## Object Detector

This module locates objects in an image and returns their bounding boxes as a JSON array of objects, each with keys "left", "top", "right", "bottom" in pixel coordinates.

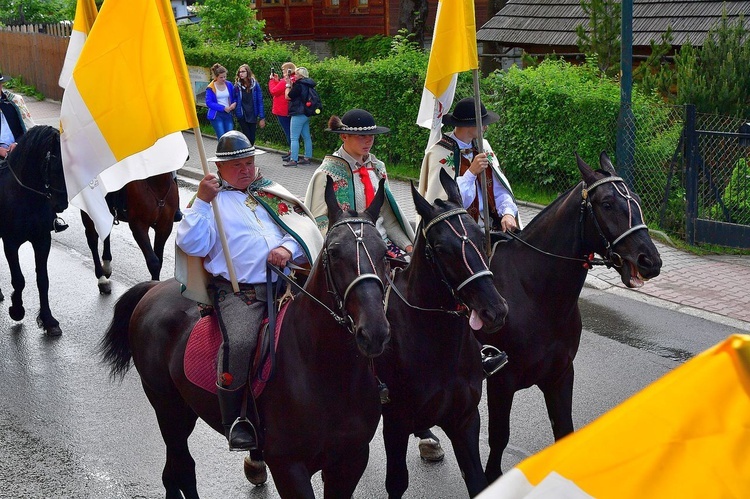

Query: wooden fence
[{"left": 0, "top": 26, "right": 69, "bottom": 101}]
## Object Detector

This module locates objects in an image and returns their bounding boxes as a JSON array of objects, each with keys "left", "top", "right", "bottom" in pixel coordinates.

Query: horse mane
[{"left": 8, "top": 125, "right": 61, "bottom": 175}]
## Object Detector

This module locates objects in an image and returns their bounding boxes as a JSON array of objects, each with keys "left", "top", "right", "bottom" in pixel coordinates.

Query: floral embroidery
[
  {"left": 440, "top": 153, "right": 457, "bottom": 169},
  {"left": 255, "top": 190, "right": 293, "bottom": 217}
]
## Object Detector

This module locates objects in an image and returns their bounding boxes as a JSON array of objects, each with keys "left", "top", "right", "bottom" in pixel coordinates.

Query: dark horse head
[
  {"left": 7, "top": 125, "right": 68, "bottom": 215},
  {"left": 411, "top": 168, "right": 508, "bottom": 334},
  {"left": 321, "top": 175, "right": 391, "bottom": 357},
  {"left": 577, "top": 152, "right": 662, "bottom": 287}
]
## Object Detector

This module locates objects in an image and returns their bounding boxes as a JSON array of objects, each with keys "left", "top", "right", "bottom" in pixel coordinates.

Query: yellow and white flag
[
  {"left": 480, "top": 334, "right": 750, "bottom": 498},
  {"left": 416, "top": 0, "right": 478, "bottom": 150},
  {"left": 58, "top": 0, "right": 98, "bottom": 89},
  {"left": 60, "top": 0, "right": 198, "bottom": 239}
]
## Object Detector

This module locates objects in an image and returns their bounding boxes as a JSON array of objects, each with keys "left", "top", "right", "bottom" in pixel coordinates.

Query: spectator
[
  {"left": 283, "top": 67, "right": 315, "bottom": 167},
  {"left": 234, "top": 64, "right": 265, "bottom": 145},
  {"left": 268, "top": 62, "right": 295, "bottom": 161},
  {"left": 205, "top": 63, "right": 236, "bottom": 138}
]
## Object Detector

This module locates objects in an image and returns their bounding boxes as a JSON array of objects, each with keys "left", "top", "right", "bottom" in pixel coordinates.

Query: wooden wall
[{"left": 0, "top": 30, "right": 68, "bottom": 101}]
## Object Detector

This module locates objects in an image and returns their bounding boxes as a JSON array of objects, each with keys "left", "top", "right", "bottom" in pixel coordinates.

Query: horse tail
[{"left": 98, "top": 281, "right": 159, "bottom": 380}]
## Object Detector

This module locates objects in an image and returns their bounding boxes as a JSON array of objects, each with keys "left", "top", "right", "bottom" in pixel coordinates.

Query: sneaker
[
  {"left": 281, "top": 153, "right": 291, "bottom": 161},
  {"left": 297, "top": 157, "right": 311, "bottom": 165},
  {"left": 282, "top": 160, "right": 298, "bottom": 167}
]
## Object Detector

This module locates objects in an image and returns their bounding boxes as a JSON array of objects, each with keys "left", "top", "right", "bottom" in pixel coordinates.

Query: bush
[{"left": 716, "top": 157, "right": 750, "bottom": 224}]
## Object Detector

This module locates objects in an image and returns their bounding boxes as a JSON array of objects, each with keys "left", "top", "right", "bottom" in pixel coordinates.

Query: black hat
[
  {"left": 326, "top": 109, "right": 390, "bottom": 135},
  {"left": 441, "top": 98, "right": 500, "bottom": 127},
  {"left": 208, "top": 131, "right": 265, "bottom": 162},
  {"left": 0, "top": 72, "right": 4, "bottom": 82}
]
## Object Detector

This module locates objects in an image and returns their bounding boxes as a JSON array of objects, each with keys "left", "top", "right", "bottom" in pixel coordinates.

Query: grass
[{"left": 3, "top": 76, "right": 44, "bottom": 100}]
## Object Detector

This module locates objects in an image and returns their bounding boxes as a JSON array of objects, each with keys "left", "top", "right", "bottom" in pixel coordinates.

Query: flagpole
[
  {"left": 193, "top": 128, "right": 240, "bottom": 293},
  {"left": 472, "top": 70, "right": 492, "bottom": 256}
]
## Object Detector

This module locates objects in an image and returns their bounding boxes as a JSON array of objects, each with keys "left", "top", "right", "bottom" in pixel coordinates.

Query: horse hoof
[
  {"left": 45, "top": 325, "right": 63, "bottom": 337},
  {"left": 9, "top": 305, "right": 25, "bottom": 321},
  {"left": 418, "top": 438, "right": 445, "bottom": 462},
  {"left": 243, "top": 457, "right": 267, "bottom": 486},
  {"left": 98, "top": 277, "right": 112, "bottom": 295},
  {"left": 102, "top": 260, "right": 112, "bottom": 279}
]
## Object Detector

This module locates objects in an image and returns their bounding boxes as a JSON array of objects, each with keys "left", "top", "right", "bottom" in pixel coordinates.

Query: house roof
[{"left": 476, "top": 0, "right": 750, "bottom": 49}]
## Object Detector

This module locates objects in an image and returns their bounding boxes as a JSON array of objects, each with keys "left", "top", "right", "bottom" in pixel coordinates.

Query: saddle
[{"left": 183, "top": 301, "right": 289, "bottom": 398}]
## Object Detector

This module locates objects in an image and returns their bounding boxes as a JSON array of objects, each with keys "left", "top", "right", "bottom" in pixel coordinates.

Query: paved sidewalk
[{"left": 27, "top": 97, "right": 750, "bottom": 331}]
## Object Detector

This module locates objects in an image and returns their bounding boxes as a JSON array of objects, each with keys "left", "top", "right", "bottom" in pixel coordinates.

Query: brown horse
[
  {"left": 377, "top": 169, "right": 508, "bottom": 497},
  {"left": 475, "top": 152, "right": 663, "bottom": 481},
  {"left": 82, "top": 172, "right": 179, "bottom": 294},
  {"left": 99, "top": 178, "right": 391, "bottom": 498}
]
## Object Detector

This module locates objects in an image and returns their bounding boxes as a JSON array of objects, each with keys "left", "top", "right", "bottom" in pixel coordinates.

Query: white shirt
[
  {"left": 215, "top": 85, "right": 230, "bottom": 108},
  {"left": 176, "top": 192, "right": 304, "bottom": 284},
  {"left": 0, "top": 110, "right": 15, "bottom": 147}
]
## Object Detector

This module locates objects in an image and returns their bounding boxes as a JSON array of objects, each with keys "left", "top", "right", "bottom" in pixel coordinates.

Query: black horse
[
  {"left": 0, "top": 125, "right": 67, "bottom": 336},
  {"left": 99, "top": 178, "right": 391, "bottom": 498},
  {"left": 476, "top": 152, "right": 663, "bottom": 481},
  {"left": 377, "top": 169, "right": 508, "bottom": 497}
]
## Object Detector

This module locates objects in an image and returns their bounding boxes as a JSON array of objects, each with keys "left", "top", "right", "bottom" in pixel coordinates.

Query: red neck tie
[{"left": 355, "top": 163, "right": 375, "bottom": 207}]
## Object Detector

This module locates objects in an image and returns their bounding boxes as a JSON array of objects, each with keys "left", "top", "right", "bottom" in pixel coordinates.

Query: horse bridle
[
  {"left": 506, "top": 175, "right": 648, "bottom": 268},
  {"left": 4, "top": 150, "right": 64, "bottom": 201},
  {"left": 386, "top": 207, "right": 493, "bottom": 316},
  {"left": 268, "top": 217, "right": 385, "bottom": 335}
]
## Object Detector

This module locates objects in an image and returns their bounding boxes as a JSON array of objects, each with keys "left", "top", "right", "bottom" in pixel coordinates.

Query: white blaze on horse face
[{"left": 469, "top": 309, "right": 484, "bottom": 331}]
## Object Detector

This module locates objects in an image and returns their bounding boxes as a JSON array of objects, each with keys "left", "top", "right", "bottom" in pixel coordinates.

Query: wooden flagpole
[{"left": 472, "top": 70, "right": 492, "bottom": 256}]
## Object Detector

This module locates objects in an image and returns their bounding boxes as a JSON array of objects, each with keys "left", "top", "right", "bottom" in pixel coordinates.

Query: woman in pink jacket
[{"left": 268, "top": 62, "right": 295, "bottom": 161}]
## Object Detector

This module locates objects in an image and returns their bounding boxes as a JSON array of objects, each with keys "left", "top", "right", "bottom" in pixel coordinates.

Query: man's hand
[
  {"left": 268, "top": 247, "right": 292, "bottom": 267},
  {"left": 500, "top": 214, "right": 517, "bottom": 233},
  {"left": 196, "top": 174, "right": 221, "bottom": 203},
  {"left": 0, "top": 142, "right": 16, "bottom": 159},
  {"left": 469, "top": 152, "right": 489, "bottom": 176}
]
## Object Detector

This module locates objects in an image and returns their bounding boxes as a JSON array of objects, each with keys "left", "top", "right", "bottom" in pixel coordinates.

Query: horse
[
  {"left": 376, "top": 169, "right": 508, "bottom": 498},
  {"left": 0, "top": 125, "right": 67, "bottom": 336},
  {"left": 475, "top": 152, "right": 663, "bottom": 482},
  {"left": 82, "top": 172, "right": 179, "bottom": 294},
  {"left": 99, "top": 177, "right": 392, "bottom": 498}
]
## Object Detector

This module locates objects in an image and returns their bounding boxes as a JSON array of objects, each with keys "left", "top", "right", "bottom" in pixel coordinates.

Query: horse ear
[
  {"left": 439, "top": 168, "right": 462, "bottom": 206},
  {"left": 364, "top": 178, "right": 386, "bottom": 222},
  {"left": 324, "top": 175, "right": 343, "bottom": 226},
  {"left": 411, "top": 180, "right": 434, "bottom": 221},
  {"left": 599, "top": 151, "right": 618, "bottom": 175},
  {"left": 576, "top": 152, "right": 598, "bottom": 185}
]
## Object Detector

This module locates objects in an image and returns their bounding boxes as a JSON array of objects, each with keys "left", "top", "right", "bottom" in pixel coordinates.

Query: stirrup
[
  {"left": 481, "top": 345, "right": 508, "bottom": 378},
  {"left": 228, "top": 417, "right": 259, "bottom": 451}
]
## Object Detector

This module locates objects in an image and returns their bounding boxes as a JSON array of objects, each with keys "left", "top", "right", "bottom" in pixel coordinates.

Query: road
[{"left": 0, "top": 180, "right": 746, "bottom": 498}]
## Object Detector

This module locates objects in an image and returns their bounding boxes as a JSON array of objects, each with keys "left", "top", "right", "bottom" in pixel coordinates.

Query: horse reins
[
  {"left": 386, "top": 207, "right": 493, "bottom": 316},
  {"left": 4, "top": 151, "right": 61, "bottom": 200},
  {"left": 505, "top": 176, "right": 648, "bottom": 268}
]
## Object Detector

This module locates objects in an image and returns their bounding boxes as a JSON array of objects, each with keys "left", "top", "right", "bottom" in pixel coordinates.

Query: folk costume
[
  {"left": 419, "top": 98, "right": 520, "bottom": 232},
  {"left": 175, "top": 131, "right": 323, "bottom": 451},
  {"left": 304, "top": 109, "right": 415, "bottom": 258},
  {"left": 0, "top": 73, "right": 34, "bottom": 160}
]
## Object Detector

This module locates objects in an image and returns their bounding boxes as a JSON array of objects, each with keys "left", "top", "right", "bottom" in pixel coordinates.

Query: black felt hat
[
  {"left": 326, "top": 109, "right": 390, "bottom": 135},
  {"left": 441, "top": 98, "right": 500, "bottom": 127},
  {"left": 208, "top": 131, "right": 265, "bottom": 162}
]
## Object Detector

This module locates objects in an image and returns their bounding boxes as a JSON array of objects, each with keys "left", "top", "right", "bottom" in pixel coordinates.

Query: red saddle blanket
[{"left": 184, "top": 302, "right": 289, "bottom": 398}]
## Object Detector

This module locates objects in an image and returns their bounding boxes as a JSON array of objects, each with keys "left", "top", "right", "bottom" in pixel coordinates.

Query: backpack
[{"left": 303, "top": 86, "right": 322, "bottom": 117}]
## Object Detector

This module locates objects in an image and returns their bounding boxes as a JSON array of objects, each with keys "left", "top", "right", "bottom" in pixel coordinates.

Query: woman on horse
[{"left": 175, "top": 131, "right": 323, "bottom": 451}]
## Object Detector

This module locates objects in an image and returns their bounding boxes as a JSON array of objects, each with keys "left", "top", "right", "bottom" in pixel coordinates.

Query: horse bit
[{"left": 386, "top": 207, "right": 493, "bottom": 317}]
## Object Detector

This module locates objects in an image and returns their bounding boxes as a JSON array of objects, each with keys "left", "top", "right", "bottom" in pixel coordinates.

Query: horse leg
[
  {"left": 382, "top": 418, "right": 411, "bottom": 499},
  {"left": 101, "top": 235, "right": 112, "bottom": 278},
  {"left": 443, "top": 413, "right": 488, "bottom": 497},
  {"left": 130, "top": 223, "right": 161, "bottom": 281},
  {"left": 81, "top": 212, "right": 112, "bottom": 294},
  {"left": 321, "top": 443, "right": 370, "bottom": 499},
  {"left": 3, "top": 242, "right": 26, "bottom": 321},
  {"left": 484, "top": 377, "right": 515, "bottom": 483},
  {"left": 539, "top": 362, "right": 576, "bottom": 441},
  {"left": 266, "top": 461, "right": 315, "bottom": 499},
  {"left": 142, "top": 382, "right": 200, "bottom": 499},
  {"left": 151, "top": 221, "right": 173, "bottom": 282},
  {"left": 32, "top": 235, "right": 62, "bottom": 336}
]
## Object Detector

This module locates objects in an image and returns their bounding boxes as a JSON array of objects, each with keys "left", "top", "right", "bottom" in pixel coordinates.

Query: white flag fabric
[{"left": 58, "top": 0, "right": 98, "bottom": 89}]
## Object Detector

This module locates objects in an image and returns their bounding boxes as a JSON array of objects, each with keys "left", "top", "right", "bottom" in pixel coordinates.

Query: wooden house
[{"left": 476, "top": 0, "right": 750, "bottom": 68}]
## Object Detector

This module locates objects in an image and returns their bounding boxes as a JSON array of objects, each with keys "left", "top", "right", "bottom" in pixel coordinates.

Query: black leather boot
[
  {"left": 481, "top": 345, "right": 508, "bottom": 378},
  {"left": 217, "top": 384, "right": 258, "bottom": 451}
]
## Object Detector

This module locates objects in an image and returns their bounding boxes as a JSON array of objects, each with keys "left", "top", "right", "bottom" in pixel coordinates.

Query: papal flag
[
  {"left": 58, "top": 0, "right": 98, "bottom": 88},
  {"left": 480, "top": 334, "right": 750, "bottom": 498},
  {"left": 60, "top": 0, "right": 198, "bottom": 239},
  {"left": 416, "top": 0, "right": 478, "bottom": 150}
]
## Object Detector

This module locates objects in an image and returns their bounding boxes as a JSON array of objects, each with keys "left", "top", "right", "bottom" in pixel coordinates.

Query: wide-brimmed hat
[
  {"left": 326, "top": 109, "right": 390, "bottom": 135},
  {"left": 441, "top": 98, "right": 500, "bottom": 127},
  {"left": 208, "top": 131, "right": 266, "bottom": 162}
]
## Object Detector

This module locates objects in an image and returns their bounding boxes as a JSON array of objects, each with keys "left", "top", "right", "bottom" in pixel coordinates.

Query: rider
[
  {"left": 304, "top": 109, "right": 414, "bottom": 260},
  {"left": 0, "top": 72, "right": 35, "bottom": 161},
  {"left": 419, "top": 97, "right": 517, "bottom": 377},
  {"left": 175, "top": 131, "right": 323, "bottom": 451}
]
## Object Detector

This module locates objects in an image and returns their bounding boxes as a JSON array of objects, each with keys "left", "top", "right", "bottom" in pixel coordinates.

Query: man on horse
[
  {"left": 175, "top": 130, "right": 323, "bottom": 451},
  {"left": 0, "top": 72, "right": 35, "bottom": 162},
  {"left": 419, "top": 97, "right": 518, "bottom": 377}
]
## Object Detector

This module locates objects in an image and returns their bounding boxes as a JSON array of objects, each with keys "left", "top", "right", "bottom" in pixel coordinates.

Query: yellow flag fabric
[
  {"left": 416, "top": 0, "right": 478, "bottom": 149},
  {"left": 481, "top": 334, "right": 750, "bottom": 498},
  {"left": 60, "top": 0, "right": 198, "bottom": 239},
  {"left": 58, "top": 0, "right": 98, "bottom": 88}
]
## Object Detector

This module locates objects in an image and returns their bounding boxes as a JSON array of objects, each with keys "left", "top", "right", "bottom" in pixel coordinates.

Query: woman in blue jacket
[
  {"left": 233, "top": 64, "right": 266, "bottom": 145},
  {"left": 205, "top": 63, "right": 236, "bottom": 138}
]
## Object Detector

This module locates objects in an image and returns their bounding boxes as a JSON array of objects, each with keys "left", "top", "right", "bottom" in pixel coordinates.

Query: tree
[
  {"left": 0, "top": 0, "right": 69, "bottom": 24},
  {"left": 195, "top": 0, "right": 265, "bottom": 46},
  {"left": 576, "top": 0, "right": 621, "bottom": 76}
]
